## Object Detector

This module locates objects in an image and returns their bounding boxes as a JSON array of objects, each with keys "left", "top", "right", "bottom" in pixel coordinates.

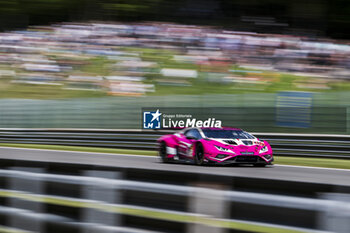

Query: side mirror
[{"left": 186, "top": 135, "right": 197, "bottom": 140}]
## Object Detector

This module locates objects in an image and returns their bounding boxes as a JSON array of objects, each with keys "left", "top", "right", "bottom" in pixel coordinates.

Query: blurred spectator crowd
[{"left": 1, "top": 21, "right": 350, "bottom": 96}]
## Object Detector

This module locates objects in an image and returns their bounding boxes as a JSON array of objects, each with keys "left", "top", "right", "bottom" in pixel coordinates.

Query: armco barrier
[
  {"left": 0, "top": 160, "right": 349, "bottom": 233},
  {"left": 0, "top": 129, "right": 350, "bottom": 159}
]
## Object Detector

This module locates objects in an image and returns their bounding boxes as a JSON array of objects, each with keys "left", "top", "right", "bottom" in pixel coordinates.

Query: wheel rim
[
  {"left": 196, "top": 146, "right": 203, "bottom": 162},
  {"left": 160, "top": 143, "right": 166, "bottom": 159}
]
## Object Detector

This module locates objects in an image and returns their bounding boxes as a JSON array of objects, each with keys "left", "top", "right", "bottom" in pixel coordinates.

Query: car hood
[{"left": 207, "top": 138, "right": 262, "bottom": 146}]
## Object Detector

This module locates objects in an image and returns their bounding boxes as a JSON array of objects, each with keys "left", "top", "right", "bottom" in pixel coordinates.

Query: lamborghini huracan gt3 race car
[{"left": 157, "top": 127, "right": 273, "bottom": 166}]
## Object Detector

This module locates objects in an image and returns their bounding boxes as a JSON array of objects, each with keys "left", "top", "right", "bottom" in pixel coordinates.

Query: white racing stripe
[{"left": 166, "top": 146, "right": 176, "bottom": 155}]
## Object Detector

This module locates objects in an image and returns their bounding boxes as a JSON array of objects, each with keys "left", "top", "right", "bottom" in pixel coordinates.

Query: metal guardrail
[
  {"left": 0, "top": 167, "right": 349, "bottom": 233},
  {"left": 0, "top": 129, "right": 350, "bottom": 159}
]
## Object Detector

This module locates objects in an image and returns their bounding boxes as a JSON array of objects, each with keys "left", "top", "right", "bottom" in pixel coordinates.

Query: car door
[
  {"left": 179, "top": 129, "right": 201, "bottom": 159},
  {"left": 177, "top": 129, "right": 191, "bottom": 157}
]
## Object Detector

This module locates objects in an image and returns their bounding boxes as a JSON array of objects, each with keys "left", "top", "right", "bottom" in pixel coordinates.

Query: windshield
[{"left": 202, "top": 129, "right": 255, "bottom": 139}]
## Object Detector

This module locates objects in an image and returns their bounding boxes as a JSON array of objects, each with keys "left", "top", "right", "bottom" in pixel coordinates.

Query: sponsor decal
[
  {"left": 163, "top": 117, "right": 221, "bottom": 128},
  {"left": 187, "top": 145, "right": 194, "bottom": 157},
  {"left": 241, "top": 151, "right": 254, "bottom": 155}
]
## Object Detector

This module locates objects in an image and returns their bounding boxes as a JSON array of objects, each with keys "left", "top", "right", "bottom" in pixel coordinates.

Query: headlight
[
  {"left": 259, "top": 146, "right": 268, "bottom": 154},
  {"left": 215, "top": 145, "right": 230, "bottom": 152}
]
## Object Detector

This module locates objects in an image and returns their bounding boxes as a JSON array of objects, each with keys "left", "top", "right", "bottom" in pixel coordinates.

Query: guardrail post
[
  {"left": 8, "top": 167, "right": 44, "bottom": 232},
  {"left": 188, "top": 183, "right": 228, "bottom": 233},
  {"left": 82, "top": 170, "right": 121, "bottom": 233},
  {"left": 318, "top": 193, "right": 350, "bottom": 233}
]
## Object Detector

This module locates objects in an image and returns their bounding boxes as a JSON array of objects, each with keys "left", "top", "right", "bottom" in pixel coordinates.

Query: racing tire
[
  {"left": 195, "top": 143, "right": 205, "bottom": 165},
  {"left": 159, "top": 142, "right": 169, "bottom": 163}
]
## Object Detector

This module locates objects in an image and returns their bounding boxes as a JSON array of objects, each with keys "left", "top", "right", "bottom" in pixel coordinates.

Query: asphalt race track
[{"left": 0, "top": 146, "right": 349, "bottom": 186}]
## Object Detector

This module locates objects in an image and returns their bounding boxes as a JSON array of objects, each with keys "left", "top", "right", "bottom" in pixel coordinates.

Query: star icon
[{"left": 151, "top": 109, "right": 162, "bottom": 122}]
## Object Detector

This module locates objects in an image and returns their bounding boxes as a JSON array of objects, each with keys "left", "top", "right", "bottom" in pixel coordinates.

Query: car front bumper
[{"left": 206, "top": 154, "right": 274, "bottom": 165}]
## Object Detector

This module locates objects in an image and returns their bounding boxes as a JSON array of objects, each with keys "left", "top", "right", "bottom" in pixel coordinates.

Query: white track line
[
  {"left": 274, "top": 164, "right": 350, "bottom": 172},
  {"left": 0, "top": 146, "right": 349, "bottom": 172}
]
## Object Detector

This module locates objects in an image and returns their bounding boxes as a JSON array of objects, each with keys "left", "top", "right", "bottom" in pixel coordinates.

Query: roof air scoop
[
  {"left": 242, "top": 140, "right": 253, "bottom": 145},
  {"left": 224, "top": 140, "right": 237, "bottom": 145}
]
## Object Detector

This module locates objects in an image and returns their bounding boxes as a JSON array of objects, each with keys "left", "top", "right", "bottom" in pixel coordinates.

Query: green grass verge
[
  {"left": 274, "top": 156, "right": 350, "bottom": 170},
  {"left": 0, "top": 226, "right": 30, "bottom": 233},
  {"left": 0, "top": 143, "right": 349, "bottom": 170},
  {"left": 0, "top": 226, "right": 32, "bottom": 233},
  {"left": 0, "top": 143, "right": 157, "bottom": 156}
]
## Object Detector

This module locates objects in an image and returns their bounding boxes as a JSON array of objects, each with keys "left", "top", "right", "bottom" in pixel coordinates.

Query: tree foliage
[{"left": 0, "top": 0, "right": 350, "bottom": 38}]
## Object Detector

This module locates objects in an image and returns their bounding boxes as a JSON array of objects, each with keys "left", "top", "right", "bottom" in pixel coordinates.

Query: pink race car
[{"left": 157, "top": 127, "right": 273, "bottom": 166}]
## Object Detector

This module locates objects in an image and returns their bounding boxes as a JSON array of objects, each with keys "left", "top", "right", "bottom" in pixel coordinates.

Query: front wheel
[
  {"left": 194, "top": 144, "right": 205, "bottom": 165},
  {"left": 159, "top": 142, "right": 169, "bottom": 163}
]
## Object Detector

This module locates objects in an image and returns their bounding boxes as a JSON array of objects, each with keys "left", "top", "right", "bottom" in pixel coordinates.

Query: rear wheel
[
  {"left": 159, "top": 142, "right": 169, "bottom": 163},
  {"left": 195, "top": 143, "right": 205, "bottom": 165}
]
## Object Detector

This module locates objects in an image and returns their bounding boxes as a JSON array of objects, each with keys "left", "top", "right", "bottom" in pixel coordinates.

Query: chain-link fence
[{"left": 0, "top": 92, "right": 348, "bottom": 133}]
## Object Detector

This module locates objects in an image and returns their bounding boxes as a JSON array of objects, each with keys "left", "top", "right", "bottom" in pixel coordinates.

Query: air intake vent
[
  {"left": 224, "top": 140, "right": 237, "bottom": 145},
  {"left": 242, "top": 140, "right": 253, "bottom": 145}
]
